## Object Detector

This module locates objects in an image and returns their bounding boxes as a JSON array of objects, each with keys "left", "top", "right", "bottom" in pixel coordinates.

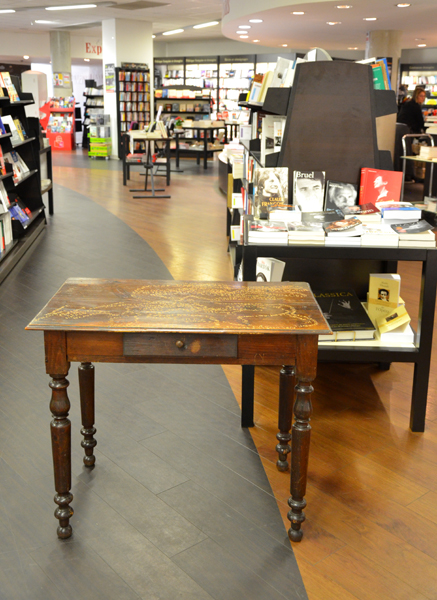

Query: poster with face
[{"left": 324, "top": 181, "right": 358, "bottom": 212}]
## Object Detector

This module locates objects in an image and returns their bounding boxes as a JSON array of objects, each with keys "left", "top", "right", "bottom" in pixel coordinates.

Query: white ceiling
[{"left": 0, "top": 0, "right": 435, "bottom": 53}]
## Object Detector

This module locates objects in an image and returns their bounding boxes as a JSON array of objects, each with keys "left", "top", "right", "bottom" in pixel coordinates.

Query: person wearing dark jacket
[{"left": 397, "top": 86, "right": 426, "bottom": 133}]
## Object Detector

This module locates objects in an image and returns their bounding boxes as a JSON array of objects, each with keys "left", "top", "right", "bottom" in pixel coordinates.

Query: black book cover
[{"left": 313, "top": 289, "right": 375, "bottom": 334}]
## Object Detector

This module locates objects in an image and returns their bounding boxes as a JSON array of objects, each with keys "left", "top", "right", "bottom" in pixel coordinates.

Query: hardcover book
[
  {"left": 359, "top": 168, "right": 403, "bottom": 206},
  {"left": 293, "top": 170, "right": 325, "bottom": 212},
  {"left": 253, "top": 167, "right": 288, "bottom": 219},
  {"left": 313, "top": 289, "right": 375, "bottom": 341},
  {"left": 324, "top": 181, "right": 358, "bottom": 212}
]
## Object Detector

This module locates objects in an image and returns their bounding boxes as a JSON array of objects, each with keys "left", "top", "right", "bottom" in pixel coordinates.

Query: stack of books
[
  {"left": 342, "top": 202, "right": 381, "bottom": 223},
  {"left": 391, "top": 221, "right": 436, "bottom": 248},
  {"left": 247, "top": 220, "right": 288, "bottom": 245},
  {"left": 287, "top": 223, "right": 325, "bottom": 245},
  {"left": 360, "top": 223, "right": 399, "bottom": 247},
  {"left": 323, "top": 217, "right": 363, "bottom": 246},
  {"left": 378, "top": 201, "right": 422, "bottom": 226}
]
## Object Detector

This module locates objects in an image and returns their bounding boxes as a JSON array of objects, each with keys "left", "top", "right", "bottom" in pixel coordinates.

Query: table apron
[{"left": 63, "top": 331, "right": 304, "bottom": 366}]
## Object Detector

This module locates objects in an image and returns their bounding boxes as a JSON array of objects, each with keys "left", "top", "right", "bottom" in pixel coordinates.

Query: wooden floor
[{"left": 53, "top": 150, "right": 437, "bottom": 600}]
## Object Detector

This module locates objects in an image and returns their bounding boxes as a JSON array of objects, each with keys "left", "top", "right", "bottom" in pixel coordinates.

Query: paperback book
[
  {"left": 313, "top": 289, "right": 375, "bottom": 341},
  {"left": 359, "top": 168, "right": 403, "bottom": 206},
  {"left": 391, "top": 220, "right": 434, "bottom": 236},
  {"left": 367, "top": 273, "right": 401, "bottom": 325},
  {"left": 323, "top": 217, "right": 363, "bottom": 236},
  {"left": 342, "top": 202, "right": 381, "bottom": 222},
  {"left": 253, "top": 167, "right": 288, "bottom": 219},
  {"left": 293, "top": 170, "right": 326, "bottom": 212},
  {"left": 302, "top": 209, "right": 344, "bottom": 226},
  {"left": 360, "top": 223, "right": 399, "bottom": 247},
  {"left": 380, "top": 204, "right": 421, "bottom": 223},
  {"left": 256, "top": 257, "right": 286, "bottom": 282},
  {"left": 268, "top": 204, "right": 302, "bottom": 223},
  {"left": 324, "top": 181, "right": 358, "bottom": 212}
]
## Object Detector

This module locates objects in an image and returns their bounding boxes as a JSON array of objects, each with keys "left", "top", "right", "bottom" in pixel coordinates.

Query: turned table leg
[
  {"left": 276, "top": 366, "right": 295, "bottom": 471},
  {"left": 49, "top": 373, "right": 73, "bottom": 539},
  {"left": 78, "top": 362, "right": 97, "bottom": 467}
]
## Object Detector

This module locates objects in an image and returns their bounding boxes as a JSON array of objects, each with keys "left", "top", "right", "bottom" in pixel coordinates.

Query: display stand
[
  {"left": 115, "top": 66, "right": 150, "bottom": 158},
  {"left": 0, "top": 95, "right": 46, "bottom": 284},
  {"left": 45, "top": 98, "right": 75, "bottom": 151},
  {"left": 234, "top": 60, "right": 436, "bottom": 432}
]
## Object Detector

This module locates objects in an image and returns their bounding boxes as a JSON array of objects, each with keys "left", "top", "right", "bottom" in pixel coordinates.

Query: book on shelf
[
  {"left": 258, "top": 71, "right": 274, "bottom": 104},
  {"left": 367, "top": 273, "right": 401, "bottom": 325},
  {"left": 376, "top": 304, "right": 411, "bottom": 335},
  {"left": 325, "top": 235, "right": 361, "bottom": 246},
  {"left": 0, "top": 211, "right": 13, "bottom": 247},
  {"left": 359, "top": 168, "right": 403, "bottom": 206},
  {"left": 302, "top": 209, "right": 344, "bottom": 225},
  {"left": 313, "top": 289, "right": 375, "bottom": 341},
  {"left": 270, "top": 57, "right": 294, "bottom": 88},
  {"left": 293, "top": 170, "right": 325, "bottom": 212},
  {"left": 372, "top": 63, "right": 387, "bottom": 90},
  {"left": 323, "top": 217, "right": 363, "bottom": 236},
  {"left": 3, "top": 151, "right": 30, "bottom": 183},
  {"left": 0, "top": 181, "right": 11, "bottom": 212},
  {"left": 287, "top": 222, "right": 326, "bottom": 243},
  {"left": 0, "top": 116, "right": 7, "bottom": 136},
  {"left": 0, "top": 72, "right": 20, "bottom": 102},
  {"left": 256, "top": 257, "right": 286, "bottom": 282},
  {"left": 9, "top": 204, "right": 29, "bottom": 224},
  {"left": 260, "top": 115, "right": 286, "bottom": 165},
  {"left": 342, "top": 202, "right": 381, "bottom": 222},
  {"left": 360, "top": 223, "right": 399, "bottom": 247},
  {"left": 0, "top": 146, "right": 6, "bottom": 175},
  {"left": 377, "top": 322, "right": 415, "bottom": 344},
  {"left": 268, "top": 204, "right": 302, "bottom": 222},
  {"left": 0, "top": 219, "right": 4, "bottom": 252},
  {"left": 1, "top": 115, "right": 21, "bottom": 146},
  {"left": 253, "top": 167, "right": 288, "bottom": 219},
  {"left": 248, "top": 219, "right": 288, "bottom": 235},
  {"left": 380, "top": 204, "right": 421, "bottom": 223},
  {"left": 424, "top": 196, "right": 437, "bottom": 213},
  {"left": 324, "top": 180, "right": 358, "bottom": 212},
  {"left": 13, "top": 118, "right": 28, "bottom": 141},
  {"left": 391, "top": 220, "right": 434, "bottom": 237}
]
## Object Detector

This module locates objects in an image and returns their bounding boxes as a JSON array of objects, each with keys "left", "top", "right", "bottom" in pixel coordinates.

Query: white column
[
  {"left": 365, "top": 30, "right": 402, "bottom": 92},
  {"left": 102, "top": 18, "right": 154, "bottom": 158},
  {"left": 50, "top": 31, "right": 73, "bottom": 98}
]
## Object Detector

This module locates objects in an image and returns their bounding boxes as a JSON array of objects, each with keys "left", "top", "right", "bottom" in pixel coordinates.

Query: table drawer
[{"left": 123, "top": 333, "right": 237, "bottom": 358}]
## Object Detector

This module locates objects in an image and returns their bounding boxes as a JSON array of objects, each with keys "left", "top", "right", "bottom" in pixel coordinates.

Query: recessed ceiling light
[
  {"left": 239, "top": 26, "right": 251, "bottom": 29},
  {"left": 152, "top": 34, "right": 156, "bottom": 38},
  {"left": 415, "top": 38, "right": 425, "bottom": 41},
  {"left": 292, "top": 11, "right": 304, "bottom": 15},
  {"left": 23, "top": 55, "right": 30, "bottom": 60},
  {"left": 236, "top": 30, "right": 247, "bottom": 34},
  {"left": 193, "top": 21, "right": 219, "bottom": 29},
  {"left": 327, "top": 21, "right": 341, "bottom": 25},
  {"left": 337, "top": 4, "right": 352, "bottom": 7},
  {"left": 46, "top": 4, "right": 97, "bottom": 10},
  {"left": 417, "top": 44, "right": 427, "bottom": 47},
  {"left": 0, "top": 9, "right": 15, "bottom": 13},
  {"left": 282, "top": 44, "right": 288, "bottom": 47},
  {"left": 348, "top": 47, "right": 358, "bottom": 50},
  {"left": 162, "top": 28, "right": 184, "bottom": 35},
  {"left": 253, "top": 39, "right": 260, "bottom": 42},
  {"left": 84, "top": 58, "right": 90, "bottom": 62},
  {"left": 396, "top": 3, "right": 411, "bottom": 6},
  {"left": 239, "top": 35, "right": 249, "bottom": 39},
  {"left": 35, "top": 19, "right": 57, "bottom": 23},
  {"left": 363, "top": 17, "right": 377, "bottom": 20},
  {"left": 249, "top": 19, "right": 263, "bottom": 23}
]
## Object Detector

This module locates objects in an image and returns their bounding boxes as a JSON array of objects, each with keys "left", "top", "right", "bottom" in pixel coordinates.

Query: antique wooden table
[{"left": 26, "top": 278, "right": 330, "bottom": 542}]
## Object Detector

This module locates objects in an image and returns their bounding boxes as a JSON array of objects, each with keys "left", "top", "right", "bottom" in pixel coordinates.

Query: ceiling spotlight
[
  {"left": 239, "top": 35, "right": 249, "bottom": 39},
  {"left": 253, "top": 39, "right": 260, "bottom": 42},
  {"left": 0, "top": 9, "right": 15, "bottom": 13},
  {"left": 348, "top": 47, "right": 358, "bottom": 50},
  {"left": 417, "top": 44, "right": 427, "bottom": 47},
  {"left": 396, "top": 3, "right": 411, "bottom": 6},
  {"left": 152, "top": 34, "right": 156, "bottom": 38},
  {"left": 282, "top": 44, "right": 288, "bottom": 47},
  {"left": 162, "top": 28, "right": 184, "bottom": 35},
  {"left": 84, "top": 58, "right": 90, "bottom": 61},
  {"left": 363, "top": 17, "right": 377, "bottom": 20},
  {"left": 23, "top": 55, "right": 30, "bottom": 60},
  {"left": 236, "top": 30, "right": 247, "bottom": 34},
  {"left": 35, "top": 19, "right": 58, "bottom": 23},
  {"left": 337, "top": 4, "right": 352, "bottom": 7},
  {"left": 249, "top": 19, "right": 263, "bottom": 23},
  {"left": 292, "top": 11, "right": 304, "bottom": 15},
  {"left": 46, "top": 4, "right": 97, "bottom": 10},
  {"left": 238, "top": 25, "right": 251, "bottom": 29},
  {"left": 193, "top": 21, "right": 219, "bottom": 29},
  {"left": 327, "top": 21, "right": 341, "bottom": 25}
]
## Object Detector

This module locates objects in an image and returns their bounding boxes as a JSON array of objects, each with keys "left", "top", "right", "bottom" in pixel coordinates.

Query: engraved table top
[{"left": 26, "top": 279, "right": 331, "bottom": 335}]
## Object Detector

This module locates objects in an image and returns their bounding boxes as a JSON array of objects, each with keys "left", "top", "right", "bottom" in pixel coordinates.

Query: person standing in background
[{"left": 397, "top": 86, "right": 426, "bottom": 133}]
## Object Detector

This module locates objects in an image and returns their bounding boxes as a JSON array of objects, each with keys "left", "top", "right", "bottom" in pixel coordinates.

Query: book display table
[
  {"left": 173, "top": 124, "right": 227, "bottom": 169},
  {"left": 240, "top": 243, "right": 437, "bottom": 432},
  {"left": 26, "top": 278, "right": 329, "bottom": 542}
]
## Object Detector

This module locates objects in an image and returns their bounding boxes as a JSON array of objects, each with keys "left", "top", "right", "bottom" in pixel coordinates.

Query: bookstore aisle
[{"left": 1, "top": 150, "right": 437, "bottom": 600}]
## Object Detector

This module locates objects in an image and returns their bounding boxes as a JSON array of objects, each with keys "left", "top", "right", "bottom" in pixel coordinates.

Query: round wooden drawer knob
[{"left": 175, "top": 340, "right": 185, "bottom": 349}]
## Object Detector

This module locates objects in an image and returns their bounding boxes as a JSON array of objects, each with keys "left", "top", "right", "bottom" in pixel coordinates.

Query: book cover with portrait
[
  {"left": 359, "top": 168, "right": 403, "bottom": 206},
  {"left": 253, "top": 167, "right": 289, "bottom": 219},
  {"left": 324, "top": 180, "right": 358, "bottom": 212},
  {"left": 293, "top": 170, "right": 325, "bottom": 213}
]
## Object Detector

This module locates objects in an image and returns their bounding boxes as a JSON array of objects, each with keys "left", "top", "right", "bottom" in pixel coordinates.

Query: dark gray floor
[{"left": 0, "top": 182, "right": 308, "bottom": 599}]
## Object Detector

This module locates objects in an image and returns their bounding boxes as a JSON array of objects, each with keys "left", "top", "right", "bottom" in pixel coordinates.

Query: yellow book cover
[
  {"left": 367, "top": 273, "right": 401, "bottom": 324},
  {"left": 377, "top": 304, "right": 411, "bottom": 334},
  {"left": 13, "top": 119, "right": 24, "bottom": 141}
]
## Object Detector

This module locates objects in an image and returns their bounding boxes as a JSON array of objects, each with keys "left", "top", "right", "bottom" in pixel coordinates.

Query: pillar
[
  {"left": 50, "top": 31, "right": 73, "bottom": 98},
  {"left": 365, "top": 30, "right": 402, "bottom": 93},
  {"left": 102, "top": 19, "right": 154, "bottom": 159}
]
